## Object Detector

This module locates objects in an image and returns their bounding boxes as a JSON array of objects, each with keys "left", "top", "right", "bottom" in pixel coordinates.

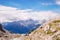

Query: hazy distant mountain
[{"left": 2, "top": 19, "right": 41, "bottom": 34}]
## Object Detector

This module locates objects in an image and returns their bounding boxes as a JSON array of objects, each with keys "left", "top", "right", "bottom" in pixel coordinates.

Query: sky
[{"left": 0, "top": 0, "right": 60, "bottom": 22}]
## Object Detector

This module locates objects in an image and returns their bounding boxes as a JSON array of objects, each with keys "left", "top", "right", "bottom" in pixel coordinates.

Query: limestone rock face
[{"left": 1, "top": 17, "right": 60, "bottom": 40}]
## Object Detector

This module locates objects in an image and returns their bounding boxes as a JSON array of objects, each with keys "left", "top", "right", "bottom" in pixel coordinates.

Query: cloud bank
[
  {"left": 0, "top": 5, "right": 59, "bottom": 22},
  {"left": 56, "top": 0, "right": 60, "bottom": 5}
]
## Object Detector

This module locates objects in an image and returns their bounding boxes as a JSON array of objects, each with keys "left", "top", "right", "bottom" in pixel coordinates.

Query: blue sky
[
  {"left": 0, "top": 0, "right": 60, "bottom": 11},
  {"left": 0, "top": 0, "right": 60, "bottom": 22}
]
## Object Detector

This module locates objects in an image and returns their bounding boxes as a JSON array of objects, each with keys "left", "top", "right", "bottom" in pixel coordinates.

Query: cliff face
[{"left": 0, "top": 17, "right": 60, "bottom": 40}]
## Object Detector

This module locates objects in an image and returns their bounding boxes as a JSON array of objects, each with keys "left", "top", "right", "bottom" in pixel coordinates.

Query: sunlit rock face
[{"left": 1, "top": 17, "right": 60, "bottom": 40}]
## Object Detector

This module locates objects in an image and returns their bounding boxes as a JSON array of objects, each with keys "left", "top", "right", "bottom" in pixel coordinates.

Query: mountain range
[{"left": 2, "top": 19, "right": 41, "bottom": 34}]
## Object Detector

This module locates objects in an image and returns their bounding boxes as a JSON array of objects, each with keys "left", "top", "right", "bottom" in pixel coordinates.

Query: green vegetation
[
  {"left": 47, "top": 30, "right": 52, "bottom": 34},
  {"left": 53, "top": 20, "right": 60, "bottom": 23},
  {"left": 49, "top": 20, "right": 60, "bottom": 27},
  {"left": 56, "top": 28, "right": 60, "bottom": 31},
  {"left": 48, "top": 23, "right": 52, "bottom": 27}
]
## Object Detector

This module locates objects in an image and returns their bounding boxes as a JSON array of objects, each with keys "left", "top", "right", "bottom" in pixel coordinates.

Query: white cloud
[
  {"left": 0, "top": 5, "right": 59, "bottom": 23},
  {"left": 41, "top": 3, "right": 53, "bottom": 6},
  {"left": 40, "top": 0, "right": 60, "bottom": 5},
  {"left": 56, "top": 0, "right": 60, "bottom": 5}
]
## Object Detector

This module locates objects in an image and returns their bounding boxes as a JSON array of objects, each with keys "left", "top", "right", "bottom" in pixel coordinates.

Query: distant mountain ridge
[{"left": 2, "top": 19, "right": 41, "bottom": 34}]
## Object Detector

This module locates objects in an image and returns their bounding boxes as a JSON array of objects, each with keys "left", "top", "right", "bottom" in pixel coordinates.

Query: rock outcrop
[{"left": 0, "top": 24, "right": 5, "bottom": 33}]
